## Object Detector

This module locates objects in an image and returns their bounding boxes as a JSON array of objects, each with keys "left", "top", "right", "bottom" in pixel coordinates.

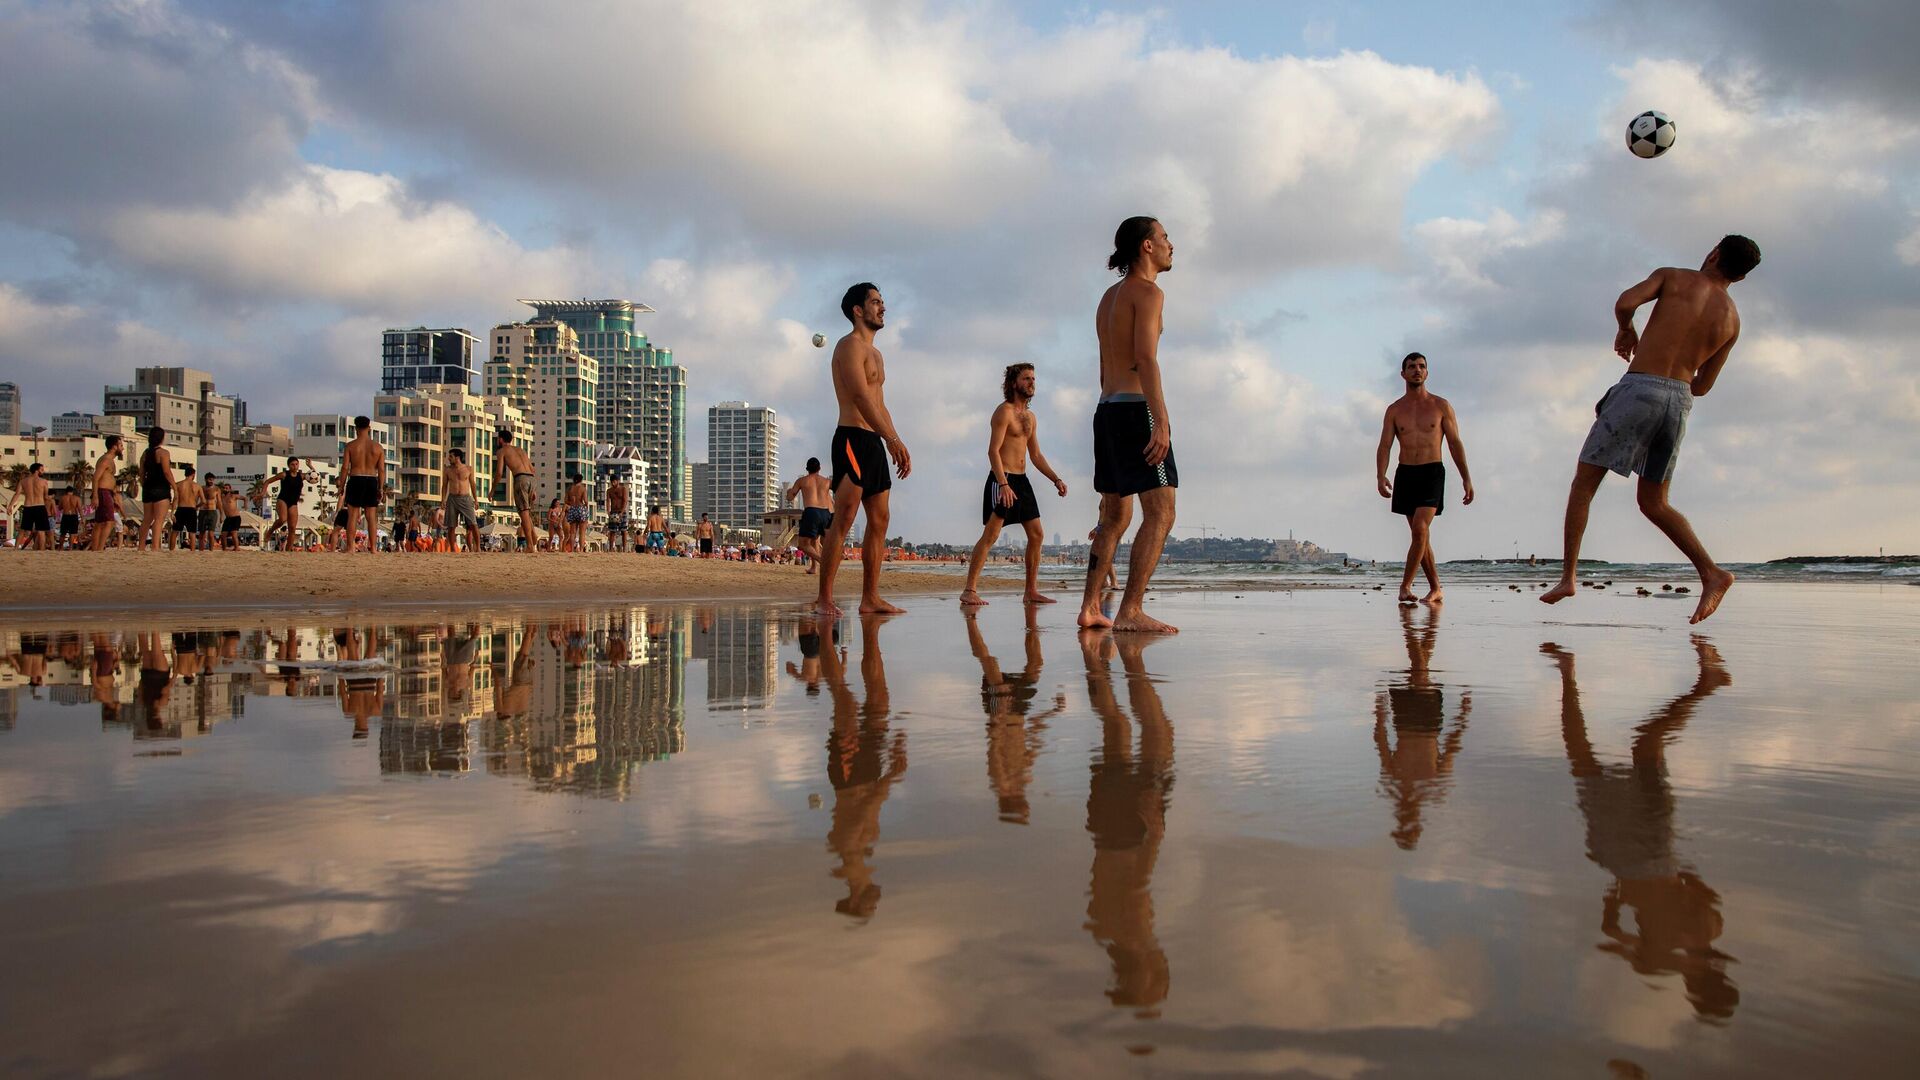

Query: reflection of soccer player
[
  {"left": 1542, "top": 236, "right": 1761, "bottom": 623},
  {"left": 1545, "top": 637, "right": 1739, "bottom": 1020},
  {"left": 820, "top": 613, "right": 906, "bottom": 918},
  {"left": 1376, "top": 352, "right": 1473, "bottom": 604},
  {"left": 1373, "top": 604, "right": 1470, "bottom": 850},
  {"left": 968, "top": 607, "right": 1065, "bottom": 824}
]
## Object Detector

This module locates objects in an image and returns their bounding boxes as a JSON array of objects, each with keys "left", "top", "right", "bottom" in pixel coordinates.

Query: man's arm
[
  {"left": 1134, "top": 287, "right": 1171, "bottom": 465},
  {"left": 1441, "top": 400, "right": 1473, "bottom": 504},
  {"left": 1690, "top": 325, "right": 1738, "bottom": 397},
  {"left": 1376, "top": 408, "right": 1396, "bottom": 498},
  {"left": 784, "top": 478, "right": 802, "bottom": 504},
  {"left": 1027, "top": 416, "right": 1068, "bottom": 497},
  {"left": 1613, "top": 268, "right": 1667, "bottom": 360},
  {"left": 986, "top": 405, "right": 1014, "bottom": 505}
]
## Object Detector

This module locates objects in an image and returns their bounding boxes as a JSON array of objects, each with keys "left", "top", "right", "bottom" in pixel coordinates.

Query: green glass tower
[{"left": 518, "top": 299, "right": 688, "bottom": 520}]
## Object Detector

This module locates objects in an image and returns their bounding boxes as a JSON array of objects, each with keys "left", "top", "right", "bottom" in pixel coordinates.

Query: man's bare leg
[
  {"left": 518, "top": 509, "right": 536, "bottom": 554},
  {"left": 1542, "top": 463, "right": 1607, "bottom": 605},
  {"left": 1113, "top": 487, "right": 1177, "bottom": 633},
  {"left": 1636, "top": 478, "right": 1735, "bottom": 624},
  {"left": 859, "top": 492, "right": 903, "bottom": 615},
  {"left": 1022, "top": 520, "right": 1054, "bottom": 604},
  {"left": 815, "top": 483, "right": 863, "bottom": 615},
  {"left": 1078, "top": 495, "right": 1132, "bottom": 629},
  {"left": 960, "top": 517, "right": 1004, "bottom": 607},
  {"left": 1421, "top": 542, "right": 1444, "bottom": 604},
  {"left": 1399, "top": 508, "right": 1433, "bottom": 604}
]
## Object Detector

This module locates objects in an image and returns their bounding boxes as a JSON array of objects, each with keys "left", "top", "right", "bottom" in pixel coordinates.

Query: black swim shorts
[
  {"left": 1391, "top": 461, "right": 1445, "bottom": 517},
  {"left": 798, "top": 506, "right": 833, "bottom": 538},
  {"left": 830, "top": 425, "right": 892, "bottom": 497},
  {"left": 982, "top": 472, "right": 1041, "bottom": 526},
  {"left": 59, "top": 513, "right": 79, "bottom": 536},
  {"left": 1092, "top": 397, "right": 1177, "bottom": 496},
  {"left": 222, "top": 515, "right": 241, "bottom": 534},
  {"left": 345, "top": 475, "right": 381, "bottom": 508},
  {"left": 141, "top": 483, "right": 171, "bottom": 505},
  {"left": 21, "top": 505, "right": 51, "bottom": 533},
  {"left": 173, "top": 507, "right": 197, "bottom": 532},
  {"left": 332, "top": 508, "right": 350, "bottom": 528}
]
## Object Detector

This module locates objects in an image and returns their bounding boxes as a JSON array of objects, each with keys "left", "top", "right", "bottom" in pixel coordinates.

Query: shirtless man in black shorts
[
  {"left": 1541, "top": 235, "right": 1759, "bottom": 624},
  {"left": 1376, "top": 352, "right": 1474, "bottom": 604},
  {"left": 816, "top": 282, "right": 911, "bottom": 616},
  {"left": 960, "top": 363, "right": 1067, "bottom": 607},
  {"left": 1078, "top": 217, "right": 1178, "bottom": 633},
  {"left": 786, "top": 458, "right": 833, "bottom": 573},
  {"left": 342, "top": 416, "right": 386, "bottom": 556},
  {"left": 7, "top": 463, "right": 52, "bottom": 550}
]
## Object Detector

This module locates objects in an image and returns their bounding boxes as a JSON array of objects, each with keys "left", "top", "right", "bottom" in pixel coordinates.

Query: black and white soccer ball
[{"left": 1626, "top": 110, "right": 1676, "bottom": 159}]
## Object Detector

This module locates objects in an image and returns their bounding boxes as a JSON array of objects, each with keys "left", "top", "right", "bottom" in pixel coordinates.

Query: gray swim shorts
[
  {"left": 445, "top": 494, "right": 479, "bottom": 529},
  {"left": 1578, "top": 372, "right": 1693, "bottom": 484}
]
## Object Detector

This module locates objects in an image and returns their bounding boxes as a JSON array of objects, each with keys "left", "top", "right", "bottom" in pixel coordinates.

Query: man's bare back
[
  {"left": 792, "top": 472, "right": 831, "bottom": 509},
  {"left": 1617, "top": 267, "right": 1740, "bottom": 390},
  {"left": 345, "top": 435, "right": 383, "bottom": 477}
]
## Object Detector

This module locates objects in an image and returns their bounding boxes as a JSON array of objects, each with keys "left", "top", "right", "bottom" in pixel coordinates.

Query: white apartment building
[
  {"left": 292, "top": 414, "right": 397, "bottom": 493},
  {"left": 706, "top": 401, "right": 779, "bottom": 530},
  {"left": 485, "top": 320, "right": 598, "bottom": 507}
]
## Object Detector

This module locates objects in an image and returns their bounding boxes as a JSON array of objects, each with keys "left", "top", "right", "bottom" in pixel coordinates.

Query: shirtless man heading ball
[{"left": 1542, "top": 235, "right": 1760, "bottom": 624}]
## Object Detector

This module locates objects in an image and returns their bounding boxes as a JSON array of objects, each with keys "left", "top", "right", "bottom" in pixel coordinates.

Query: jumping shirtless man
[
  {"left": 786, "top": 458, "right": 832, "bottom": 573},
  {"left": 1078, "top": 216, "right": 1178, "bottom": 633},
  {"left": 1542, "top": 235, "right": 1760, "bottom": 624},
  {"left": 816, "top": 282, "right": 911, "bottom": 616},
  {"left": 960, "top": 363, "right": 1067, "bottom": 607},
  {"left": 1377, "top": 352, "right": 1474, "bottom": 604}
]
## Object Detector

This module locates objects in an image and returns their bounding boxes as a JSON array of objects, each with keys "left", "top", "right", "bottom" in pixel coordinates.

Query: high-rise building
[
  {"left": 691, "top": 462, "right": 711, "bottom": 523},
  {"left": 102, "top": 367, "right": 245, "bottom": 454},
  {"left": 381, "top": 327, "right": 480, "bottom": 393},
  {"left": 706, "top": 402, "right": 778, "bottom": 530},
  {"left": 518, "top": 300, "right": 686, "bottom": 520},
  {"left": 0, "top": 382, "right": 21, "bottom": 435},
  {"left": 372, "top": 387, "right": 446, "bottom": 507},
  {"left": 485, "top": 320, "right": 598, "bottom": 507}
]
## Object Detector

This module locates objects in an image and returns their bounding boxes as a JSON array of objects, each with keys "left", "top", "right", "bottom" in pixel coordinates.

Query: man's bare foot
[
  {"left": 1540, "top": 580, "right": 1578, "bottom": 605},
  {"left": 959, "top": 589, "right": 987, "bottom": 607},
  {"left": 1689, "top": 569, "right": 1735, "bottom": 624},
  {"left": 1024, "top": 591, "right": 1056, "bottom": 605},
  {"left": 1421, "top": 588, "right": 1444, "bottom": 605},
  {"left": 1077, "top": 604, "right": 1113, "bottom": 629},
  {"left": 1397, "top": 588, "right": 1418, "bottom": 605},
  {"left": 860, "top": 596, "right": 905, "bottom": 615},
  {"left": 1111, "top": 610, "right": 1178, "bottom": 634},
  {"left": 813, "top": 598, "right": 842, "bottom": 616}
]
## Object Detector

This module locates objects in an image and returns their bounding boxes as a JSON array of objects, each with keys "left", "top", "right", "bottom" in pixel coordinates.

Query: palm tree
[
  {"left": 65, "top": 460, "right": 90, "bottom": 496},
  {"left": 115, "top": 463, "right": 140, "bottom": 498},
  {"left": 4, "top": 463, "right": 27, "bottom": 493}
]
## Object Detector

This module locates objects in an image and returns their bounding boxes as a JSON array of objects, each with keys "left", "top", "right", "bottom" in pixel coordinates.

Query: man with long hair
[{"left": 960, "top": 363, "right": 1067, "bottom": 606}]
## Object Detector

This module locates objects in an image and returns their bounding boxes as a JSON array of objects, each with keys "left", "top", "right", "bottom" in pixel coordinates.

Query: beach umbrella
[{"left": 234, "top": 510, "right": 271, "bottom": 531}]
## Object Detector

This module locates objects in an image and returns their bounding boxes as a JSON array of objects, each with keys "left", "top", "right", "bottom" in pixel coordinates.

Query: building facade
[
  {"left": 236, "top": 424, "right": 293, "bottom": 456},
  {"left": 485, "top": 320, "right": 598, "bottom": 508},
  {"left": 291, "top": 414, "right": 398, "bottom": 494},
  {"left": 381, "top": 327, "right": 480, "bottom": 393},
  {"left": 372, "top": 388, "right": 448, "bottom": 507},
  {"left": 0, "top": 382, "right": 20, "bottom": 435},
  {"left": 518, "top": 299, "right": 687, "bottom": 520},
  {"left": 706, "top": 402, "right": 779, "bottom": 530},
  {"left": 0, "top": 431, "right": 196, "bottom": 494},
  {"left": 592, "top": 446, "right": 649, "bottom": 521},
  {"left": 690, "top": 462, "right": 711, "bottom": 523},
  {"left": 101, "top": 367, "right": 245, "bottom": 454}
]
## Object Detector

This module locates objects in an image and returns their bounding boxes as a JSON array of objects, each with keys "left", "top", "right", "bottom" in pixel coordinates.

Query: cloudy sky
[{"left": 2, "top": 0, "right": 1915, "bottom": 559}]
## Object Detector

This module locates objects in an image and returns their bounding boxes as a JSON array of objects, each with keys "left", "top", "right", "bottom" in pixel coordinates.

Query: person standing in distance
[
  {"left": 491, "top": 425, "right": 539, "bottom": 554},
  {"left": 816, "top": 282, "right": 911, "bottom": 616},
  {"left": 1376, "top": 352, "right": 1474, "bottom": 604},
  {"left": 786, "top": 458, "right": 833, "bottom": 574},
  {"left": 1541, "top": 235, "right": 1759, "bottom": 624},
  {"left": 1078, "top": 217, "right": 1178, "bottom": 633},
  {"left": 959, "top": 363, "right": 1068, "bottom": 607},
  {"left": 343, "top": 418, "right": 387, "bottom": 556}
]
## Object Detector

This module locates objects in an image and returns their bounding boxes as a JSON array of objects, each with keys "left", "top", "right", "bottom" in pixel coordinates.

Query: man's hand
[
  {"left": 1462, "top": 480, "right": 1475, "bottom": 505},
  {"left": 1052, "top": 477, "right": 1068, "bottom": 498},
  {"left": 1377, "top": 474, "right": 1393, "bottom": 499},
  {"left": 1614, "top": 327, "right": 1637, "bottom": 361},
  {"left": 996, "top": 482, "right": 1016, "bottom": 508},
  {"left": 1144, "top": 426, "right": 1171, "bottom": 467},
  {"left": 887, "top": 437, "right": 912, "bottom": 479}
]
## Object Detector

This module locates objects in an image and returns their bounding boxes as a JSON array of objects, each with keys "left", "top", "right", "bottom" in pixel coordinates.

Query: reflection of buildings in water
[
  {"left": 821, "top": 614, "right": 905, "bottom": 919},
  {"left": 1082, "top": 633, "right": 1174, "bottom": 1014},
  {"left": 1374, "top": 605, "right": 1471, "bottom": 850},
  {"left": 1546, "top": 637, "right": 1739, "bottom": 1021},
  {"left": 967, "top": 610, "right": 1064, "bottom": 825},
  {"left": 696, "top": 606, "right": 779, "bottom": 711}
]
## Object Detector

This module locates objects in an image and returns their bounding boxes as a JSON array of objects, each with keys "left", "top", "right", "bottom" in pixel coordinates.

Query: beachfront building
[
  {"left": 102, "top": 367, "right": 247, "bottom": 454},
  {"left": 291, "top": 413, "right": 398, "bottom": 493},
  {"left": 706, "top": 401, "right": 778, "bottom": 531},
  {"left": 49, "top": 413, "right": 137, "bottom": 439},
  {"left": 198, "top": 453, "right": 337, "bottom": 523},
  {"left": 236, "top": 424, "right": 293, "bottom": 456},
  {"left": 0, "top": 382, "right": 20, "bottom": 435},
  {"left": 372, "top": 387, "right": 448, "bottom": 509},
  {"left": 421, "top": 383, "right": 532, "bottom": 520},
  {"left": 381, "top": 327, "right": 480, "bottom": 394},
  {"left": 517, "top": 299, "right": 687, "bottom": 521},
  {"left": 0, "top": 431, "right": 197, "bottom": 492},
  {"left": 485, "top": 320, "right": 598, "bottom": 508}
]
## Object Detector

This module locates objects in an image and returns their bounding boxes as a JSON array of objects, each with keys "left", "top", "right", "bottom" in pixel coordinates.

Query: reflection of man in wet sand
[
  {"left": 1376, "top": 352, "right": 1473, "bottom": 604},
  {"left": 816, "top": 283, "right": 911, "bottom": 616},
  {"left": 1373, "top": 604, "right": 1471, "bottom": 850},
  {"left": 1542, "top": 236, "right": 1760, "bottom": 624},
  {"left": 492, "top": 626, "right": 536, "bottom": 723},
  {"left": 784, "top": 616, "right": 835, "bottom": 696},
  {"left": 1079, "top": 217, "right": 1179, "bottom": 634},
  {"left": 819, "top": 613, "right": 907, "bottom": 918},
  {"left": 1081, "top": 630, "right": 1174, "bottom": 1012},
  {"left": 968, "top": 607, "right": 1066, "bottom": 824},
  {"left": 1544, "top": 637, "right": 1739, "bottom": 1020}
]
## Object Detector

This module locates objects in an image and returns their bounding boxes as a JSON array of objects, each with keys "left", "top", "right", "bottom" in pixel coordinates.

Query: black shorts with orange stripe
[{"left": 830, "top": 425, "right": 892, "bottom": 497}]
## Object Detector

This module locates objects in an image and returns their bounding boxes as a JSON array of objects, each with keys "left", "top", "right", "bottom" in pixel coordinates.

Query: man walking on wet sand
[
  {"left": 961, "top": 363, "right": 1068, "bottom": 607},
  {"left": 816, "top": 282, "right": 911, "bottom": 616},
  {"left": 1542, "top": 235, "right": 1759, "bottom": 624},
  {"left": 1377, "top": 352, "right": 1474, "bottom": 604},
  {"left": 1078, "top": 216, "right": 1179, "bottom": 633},
  {"left": 786, "top": 458, "right": 833, "bottom": 573}
]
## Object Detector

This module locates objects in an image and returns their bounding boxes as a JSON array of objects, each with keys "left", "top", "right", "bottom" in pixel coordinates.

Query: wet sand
[
  {"left": 2, "top": 583, "right": 1916, "bottom": 1077},
  {"left": 0, "top": 549, "right": 990, "bottom": 611}
]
